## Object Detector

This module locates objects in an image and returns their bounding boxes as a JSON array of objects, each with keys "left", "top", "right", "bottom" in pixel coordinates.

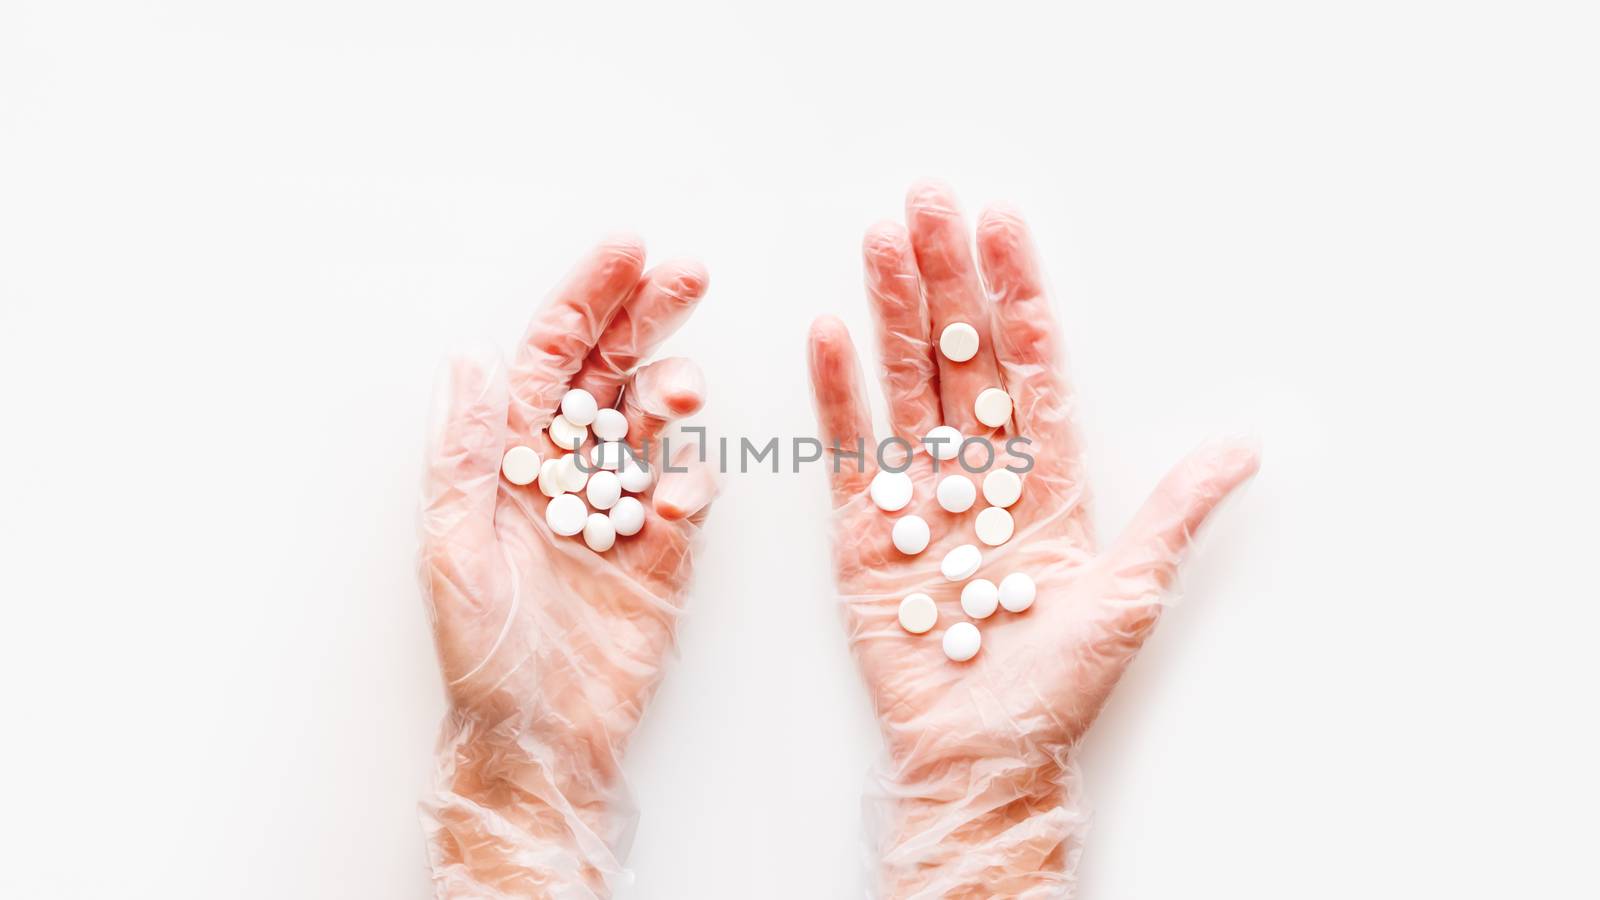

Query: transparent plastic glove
[
  {"left": 808, "top": 183, "right": 1260, "bottom": 899},
  {"left": 419, "top": 238, "right": 718, "bottom": 899}
]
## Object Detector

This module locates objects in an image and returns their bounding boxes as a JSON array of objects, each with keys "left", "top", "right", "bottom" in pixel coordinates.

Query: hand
[
  {"left": 808, "top": 182, "right": 1259, "bottom": 898},
  {"left": 420, "top": 238, "right": 717, "bottom": 899}
]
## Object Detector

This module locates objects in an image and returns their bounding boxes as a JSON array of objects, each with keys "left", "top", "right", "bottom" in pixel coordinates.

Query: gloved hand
[
  {"left": 808, "top": 182, "right": 1259, "bottom": 899},
  {"left": 419, "top": 238, "right": 717, "bottom": 899}
]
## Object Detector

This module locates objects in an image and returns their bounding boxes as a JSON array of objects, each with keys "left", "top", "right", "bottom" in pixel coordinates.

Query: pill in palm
[
  {"left": 545, "top": 493, "right": 587, "bottom": 536},
  {"left": 998, "top": 573, "right": 1036, "bottom": 612},
  {"left": 609, "top": 496, "right": 645, "bottom": 536},
  {"left": 592, "top": 407, "right": 628, "bottom": 441},
  {"left": 960, "top": 578, "right": 999, "bottom": 619},
  {"left": 939, "top": 322, "right": 980, "bottom": 363},
  {"left": 582, "top": 512, "right": 616, "bottom": 552},
  {"left": 982, "top": 468, "right": 1023, "bottom": 508},
  {"left": 892, "top": 515, "right": 931, "bottom": 555},
  {"left": 973, "top": 388, "right": 1013, "bottom": 428},
  {"left": 586, "top": 470, "right": 622, "bottom": 510},
  {"left": 560, "top": 388, "right": 598, "bottom": 426},
  {"left": 869, "top": 470, "right": 914, "bottom": 512},
  {"left": 975, "top": 507, "right": 1014, "bottom": 546},
  {"left": 548, "top": 414, "right": 588, "bottom": 451},
  {"left": 501, "top": 445, "right": 541, "bottom": 486},
  {"left": 940, "top": 544, "right": 982, "bottom": 581},
  {"left": 936, "top": 474, "right": 976, "bottom": 513},
  {"left": 924, "top": 426, "right": 963, "bottom": 461},
  {"left": 618, "top": 457, "right": 652, "bottom": 493},
  {"left": 942, "top": 622, "right": 982, "bottom": 661},
  {"left": 898, "top": 593, "right": 938, "bottom": 635}
]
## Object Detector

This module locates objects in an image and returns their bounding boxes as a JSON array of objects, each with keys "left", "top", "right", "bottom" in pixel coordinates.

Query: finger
[
  {"left": 422, "top": 355, "right": 508, "bottom": 615},
  {"left": 862, "top": 222, "right": 941, "bottom": 441},
  {"left": 619, "top": 356, "right": 706, "bottom": 458},
  {"left": 508, "top": 236, "right": 646, "bottom": 431},
  {"left": 904, "top": 180, "right": 1005, "bottom": 435},
  {"left": 807, "top": 315, "right": 878, "bottom": 505},
  {"left": 975, "top": 205, "right": 1083, "bottom": 479},
  {"left": 570, "top": 259, "right": 709, "bottom": 409},
  {"left": 653, "top": 441, "right": 718, "bottom": 523}
]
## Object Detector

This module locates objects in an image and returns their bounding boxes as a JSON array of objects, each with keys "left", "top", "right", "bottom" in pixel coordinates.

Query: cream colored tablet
[
  {"left": 982, "top": 469, "right": 1023, "bottom": 508},
  {"left": 586, "top": 470, "right": 622, "bottom": 511},
  {"left": 960, "top": 578, "right": 999, "bottom": 619},
  {"left": 548, "top": 414, "right": 588, "bottom": 451},
  {"left": 869, "top": 470, "right": 914, "bottom": 512},
  {"left": 592, "top": 407, "right": 628, "bottom": 441},
  {"left": 501, "top": 445, "right": 540, "bottom": 486},
  {"left": 545, "top": 493, "right": 587, "bottom": 536},
  {"left": 924, "top": 426, "right": 963, "bottom": 461},
  {"left": 936, "top": 475, "right": 976, "bottom": 513},
  {"left": 898, "top": 593, "right": 938, "bottom": 635},
  {"left": 582, "top": 512, "right": 615, "bottom": 552},
  {"left": 998, "top": 572, "right": 1037, "bottom": 613},
  {"left": 975, "top": 507, "right": 1014, "bottom": 546},
  {"left": 973, "top": 388, "right": 1013, "bottom": 428},
  {"left": 557, "top": 453, "right": 590, "bottom": 492},
  {"left": 940, "top": 544, "right": 982, "bottom": 581},
  {"left": 942, "top": 622, "right": 981, "bottom": 661},
  {"left": 618, "top": 456, "right": 652, "bottom": 493},
  {"left": 537, "top": 457, "right": 565, "bottom": 498},
  {"left": 939, "top": 322, "right": 980, "bottom": 363},
  {"left": 609, "top": 496, "right": 645, "bottom": 536},
  {"left": 892, "top": 515, "right": 931, "bottom": 555},
  {"left": 560, "top": 388, "right": 598, "bottom": 427}
]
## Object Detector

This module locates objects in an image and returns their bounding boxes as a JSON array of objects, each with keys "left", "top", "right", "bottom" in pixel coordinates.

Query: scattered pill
[
  {"left": 537, "top": 457, "right": 565, "bottom": 497},
  {"left": 545, "top": 493, "right": 587, "bottom": 536},
  {"left": 942, "top": 622, "right": 982, "bottom": 661},
  {"left": 501, "top": 445, "right": 541, "bottom": 486},
  {"left": 960, "top": 579, "right": 999, "bottom": 619},
  {"left": 975, "top": 507, "right": 1015, "bottom": 546},
  {"left": 557, "top": 453, "right": 590, "bottom": 492},
  {"left": 998, "top": 573, "right": 1037, "bottom": 612},
  {"left": 586, "top": 470, "right": 622, "bottom": 510},
  {"left": 892, "top": 515, "right": 931, "bottom": 555},
  {"left": 936, "top": 474, "right": 977, "bottom": 513},
  {"left": 982, "top": 468, "right": 1023, "bottom": 508},
  {"left": 924, "top": 426, "right": 963, "bottom": 461},
  {"left": 560, "top": 388, "right": 598, "bottom": 426},
  {"left": 548, "top": 414, "right": 588, "bottom": 451},
  {"left": 591, "top": 407, "right": 628, "bottom": 441},
  {"left": 582, "top": 512, "right": 616, "bottom": 551},
  {"left": 939, "top": 323, "right": 980, "bottom": 363},
  {"left": 898, "top": 593, "right": 938, "bottom": 635},
  {"left": 610, "top": 496, "right": 645, "bottom": 536},
  {"left": 618, "top": 457, "right": 652, "bottom": 493},
  {"left": 591, "top": 441, "right": 626, "bottom": 471},
  {"left": 869, "top": 470, "right": 914, "bottom": 512},
  {"left": 973, "top": 388, "right": 1013, "bottom": 429},
  {"left": 940, "top": 544, "right": 982, "bottom": 581}
]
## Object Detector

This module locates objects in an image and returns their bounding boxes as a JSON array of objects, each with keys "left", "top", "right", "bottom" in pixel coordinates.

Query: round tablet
[
  {"left": 548, "top": 414, "right": 588, "bottom": 451},
  {"left": 545, "top": 493, "right": 587, "bottom": 536},
  {"left": 501, "top": 445, "right": 541, "bottom": 486},
  {"left": 939, "top": 322, "right": 980, "bottom": 363},
  {"left": 940, "top": 544, "right": 982, "bottom": 581},
  {"left": 998, "top": 572, "right": 1037, "bottom": 613},
  {"left": 898, "top": 593, "right": 938, "bottom": 635},
  {"left": 556, "top": 453, "right": 590, "bottom": 492},
  {"left": 582, "top": 512, "right": 616, "bottom": 552},
  {"left": 982, "top": 469, "right": 1023, "bottom": 508},
  {"left": 591, "top": 441, "right": 626, "bottom": 471},
  {"left": 924, "top": 426, "right": 963, "bottom": 461},
  {"left": 973, "top": 388, "right": 1013, "bottom": 429},
  {"left": 586, "top": 470, "right": 622, "bottom": 510},
  {"left": 618, "top": 457, "right": 652, "bottom": 493},
  {"left": 942, "top": 622, "right": 982, "bottom": 661},
  {"left": 610, "top": 496, "right": 645, "bottom": 536},
  {"left": 537, "top": 457, "right": 565, "bottom": 498},
  {"left": 891, "top": 515, "right": 931, "bottom": 555},
  {"left": 591, "top": 407, "right": 628, "bottom": 441},
  {"left": 960, "top": 579, "right": 999, "bottom": 619},
  {"left": 869, "top": 470, "right": 914, "bottom": 512},
  {"left": 975, "top": 507, "right": 1014, "bottom": 546},
  {"left": 936, "top": 475, "right": 977, "bottom": 513},
  {"left": 560, "top": 388, "right": 598, "bottom": 426}
]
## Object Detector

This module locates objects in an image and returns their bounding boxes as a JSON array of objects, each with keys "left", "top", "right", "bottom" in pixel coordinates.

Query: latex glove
[
  {"left": 420, "top": 238, "right": 717, "bottom": 899},
  {"left": 808, "top": 183, "right": 1259, "bottom": 899}
]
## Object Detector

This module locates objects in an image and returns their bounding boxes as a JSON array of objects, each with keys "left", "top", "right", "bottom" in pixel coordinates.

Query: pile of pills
[
  {"left": 886, "top": 323, "right": 1038, "bottom": 663},
  {"left": 498, "top": 388, "right": 652, "bottom": 553}
]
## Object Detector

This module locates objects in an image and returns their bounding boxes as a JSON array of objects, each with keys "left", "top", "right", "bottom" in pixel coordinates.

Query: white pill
[
  {"left": 939, "top": 322, "right": 980, "bottom": 363},
  {"left": 998, "top": 572, "right": 1037, "bottom": 613},
  {"left": 582, "top": 512, "right": 616, "bottom": 552},
  {"left": 898, "top": 593, "right": 938, "bottom": 635},
  {"left": 548, "top": 414, "right": 588, "bottom": 451},
  {"left": 960, "top": 579, "right": 999, "bottom": 619},
  {"left": 537, "top": 457, "right": 565, "bottom": 497},
  {"left": 940, "top": 543, "right": 982, "bottom": 581},
  {"left": 924, "top": 426, "right": 963, "bottom": 461},
  {"left": 975, "top": 507, "right": 1014, "bottom": 546},
  {"left": 592, "top": 407, "right": 628, "bottom": 441},
  {"left": 591, "top": 441, "right": 626, "bottom": 471},
  {"left": 545, "top": 493, "right": 587, "bottom": 536},
  {"left": 942, "top": 621, "right": 982, "bottom": 661},
  {"left": 869, "top": 470, "right": 914, "bottom": 512},
  {"left": 610, "top": 496, "right": 645, "bottom": 536},
  {"left": 557, "top": 453, "right": 590, "bottom": 492},
  {"left": 973, "top": 388, "right": 1013, "bottom": 428},
  {"left": 618, "top": 456, "right": 652, "bottom": 493},
  {"left": 982, "top": 468, "right": 1023, "bottom": 508},
  {"left": 586, "top": 470, "right": 622, "bottom": 510},
  {"left": 501, "top": 445, "right": 541, "bottom": 486},
  {"left": 936, "top": 474, "right": 976, "bottom": 513},
  {"left": 891, "top": 515, "right": 931, "bottom": 555},
  {"left": 560, "top": 388, "right": 598, "bottom": 426}
]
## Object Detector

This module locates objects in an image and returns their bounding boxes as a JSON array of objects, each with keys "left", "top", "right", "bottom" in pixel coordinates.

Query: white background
[{"left": 3, "top": 2, "right": 1597, "bottom": 897}]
